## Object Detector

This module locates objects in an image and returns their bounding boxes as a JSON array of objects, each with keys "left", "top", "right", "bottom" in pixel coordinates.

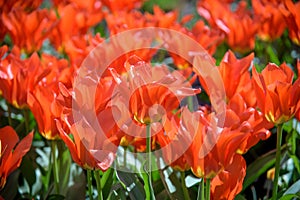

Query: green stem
[
  {"left": 94, "top": 170, "right": 103, "bottom": 200},
  {"left": 51, "top": 140, "right": 60, "bottom": 194},
  {"left": 146, "top": 125, "right": 155, "bottom": 200},
  {"left": 206, "top": 179, "right": 210, "bottom": 200},
  {"left": 187, "top": 96, "right": 194, "bottom": 111},
  {"left": 7, "top": 103, "right": 12, "bottom": 126},
  {"left": 201, "top": 178, "right": 205, "bottom": 200},
  {"left": 180, "top": 171, "right": 190, "bottom": 200},
  {"left": 197, "top": 178, "right": 205, "bottom": 200},
  {"left": 87, "top": 170, "right": 94, "bottom": 200},
  {"left": 272, "top": 124, "right": 283, "bottom": 200}
]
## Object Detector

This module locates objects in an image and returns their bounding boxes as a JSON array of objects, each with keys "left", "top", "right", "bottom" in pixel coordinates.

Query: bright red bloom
[
  {"left": 296, "top": 60, "right": 300, "bottom": 121},
  {"left": 218, "top": 50, "right": 255, "bottom": 106},
  {"left": 0, "top": 46, "right": 48, "bottom": 108},
  {"left": 0, "top": 126, "right": 33, "bottom": 189},
  {"left": 102, "top": 0, "right": 143, "bottom": 12},
  {"left": 2, "top": 9, "right": 54, "bottom": 53},
  {"left": 184, "top": 109, "right": 250, "bottom": 179},
  {"left": 191, "top": 20, "right": 224, "bottom": 56},
  {"left": 49, "top": 0, "right": 103, "bottom": 51},
  {"left": 104, "top": 6, "right": 179, "bottom": 71},
  {"left": 197, "top": 0, "right": 258, "bottom": 52},
  {"left": 252, "top": 0, "right": 287, "bottom": 41},
  {"left": 110, "top": 56, "right": 200, "bottom": 151},
  {"left": 63, "top": 33, "right": 104, "bottom": 68},
  {"left": 0, "top": 0, "right": 42, "bottom": 13},
  {"left": 280, "top": 0, "right": 300, "bottom": 45},
  {"left": 55, "top": 76, "right": 123, "bottom": 170},
  {"left": 210, "top": 154, "right": 246, "bottom": 200},
  {"left": 226, "top": 93, "right": 272, "bottom": 154},
  {"left": 252, "top": 62, "right": 300, "bottom": 124},
  {"left": 27, "top": 54, "right": 72, "bottom": 140}
]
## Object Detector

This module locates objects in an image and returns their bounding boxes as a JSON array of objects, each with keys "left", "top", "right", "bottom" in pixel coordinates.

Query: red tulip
[
  {"left": 252, "top": 62, "right": 300, "bottom": 124},
  {"left": 280, "top": 0, "right": 300, "bottom": 45},
  {"left": 0, "top": 47, "right": 46, "bottom": 108},
  {"left": 49, "top": 1, "right": 103, "bottom": 51},
  {"left": 102, "top": 0, "right": 143, "bottom": 12},
  {"left": 197, "top": 0, "right": 258, "bottom": 52},
  {"left": 110, "top": 56, "right": 200, "bottom": 151},
  {"left": 0, "top": 126, "right": 33, "bottom": 189},
  {"left": 252, "top": 0, "right": 286, "bottom": 41},
  {"left": 0, "top": 0, "right": 42, "bottom": 13},
  {"left": 218, "top": 50, "right": 255, "bottom": 106},
  {"left": 2, "top": 8, "right": 54, "bottom": 53},
  {"left": 210, "top": 154, "right": 246, "bottom": 200},
  {"left": 55, "top": 76, "right": 123, "bottom": 170}
]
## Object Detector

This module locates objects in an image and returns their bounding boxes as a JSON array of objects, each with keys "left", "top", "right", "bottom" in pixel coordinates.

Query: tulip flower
[
  {"left": 2, "top": 8, "right": 54, "bottom": 53},
  {"left": 252, "top": 62, "right": 300, "bottom": 199},
  {"left": 218, "top": 50, "right": 256, "bottom": 106},
  {"left": 109, "top": 56, "right": 200, "bottom": 149},
  {"left": 55, "top": 77, "right": 123, "bottom": 170},
  {"left": 210, "top": 154, "right": 246, "bottom": 200},
  {"left": 252, "top": 0, "right": 287, "bottom": 41},
  {"left": 26, "top": 54, "right": 72, "bottom": 140},
  {"left": 0, "top": 47, "right": 45, "bottom": 109},
  {"left": 0, "top": 126, "right": 33, "bottom": 189},
  {"left": 49, "top": 1, "right": 103, "bottom": 52},
  {"left": 0, "top": 0, "right": 42, "bottom": 13},
  {"left": 197, "top": 0, "right": 258, "bottom": 52},
  {"left": 102, "top": 0, "right": 143, "bottom": 12},
  {"left": 252, "top": 62, "right": 300, "bottom": 124},
  {"left": 280, "top": 0, "right": 300, "bottom": 45}
]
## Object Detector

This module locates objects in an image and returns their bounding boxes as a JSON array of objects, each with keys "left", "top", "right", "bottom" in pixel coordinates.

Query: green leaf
[
  {"left": 116, "top": 169, "right": 146, "bottom": 200},
  {"left": 279, "top": 193, "right": 300, "bottom": 200},
  {"left": 243, "top": 150, "right": 277, "bottom": 190},
  {"left": 283, "top": 120, "right": 294, "bottom": 134},
  {"left": 101, "top": 168, "right": 114, "bottom": 199},
  {"left": 235, "top": 194, "right": 247, "bottom": 200},
  {"left": 283, "top": 179, "right": 300, "bottom": 196},
  {"left": 58, "top": 147, "right": 72, "bottom": 195}
]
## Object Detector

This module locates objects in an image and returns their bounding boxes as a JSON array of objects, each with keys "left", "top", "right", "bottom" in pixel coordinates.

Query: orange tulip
[
  {"left": 280, "top": 0, "right": 300, "bottom": 45},
  {"left": 63, "top": 33, "right": 104, "bottom": 68},
  {"left": 0, "top": 126, "right": 33, "bottom": 189},
  {"left": 226, "top": 93, "right": 272, "bottom": 154},
  {"left": 296, "top": 61, "right": 300, "bottom": 121},
  {"left": 0, "top": 0, "right": 42, "bottom": 13},
  {"left": 26, "top": 54, "right": 72, "bottom": 140},
  {"left": 210, "top": 154, "right": 246, "bottom": 200},
  {"left": 218, "top": 50, "right": 255, "bottom": 106},
  {"left": 49, "top": 1, "right": 103, "bottom": 51},
  {"left": 183, "top": 94, "right": 271, "bottom": 176},
  {"left": 186, "top": 113, "right": 249, "bottom": 178},
  {"left": 252, "top": 62, "right": 300, "bottom": 124},
  {"left": 252, "top": 0, "right": 286, "bottom": 41},
  {"left": 102, "top": 0, "right": 143, "bottom": 12},
  {"left": 197, "top": 0, "right": 258, "bottom": 52},
  {"left": 110, "top": 56, "right": 200, "bottom": 151},
  {"left": 55, "top": 77, "right": 123, "bottom": 170},
  {"left": 2, "top": 8, "right": 54, "bottom": 53},
  {"left": 191, "top": 20, "right": 224, "bottom": 55},
  {"left": 0, "top": 47, "right": 46, "bottom": 108}
]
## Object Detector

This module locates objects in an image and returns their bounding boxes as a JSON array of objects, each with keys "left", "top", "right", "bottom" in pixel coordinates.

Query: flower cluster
[{"left": 0, "top": 0, "right": 299, "bottom": 199}]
